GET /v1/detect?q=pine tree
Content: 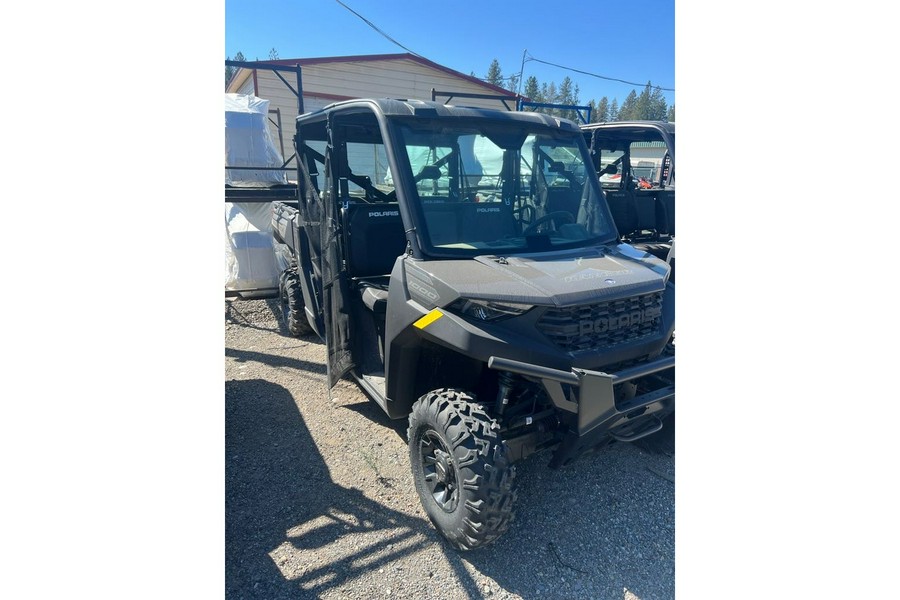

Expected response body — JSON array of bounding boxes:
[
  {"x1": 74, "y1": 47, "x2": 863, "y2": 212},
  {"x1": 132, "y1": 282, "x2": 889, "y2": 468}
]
[
  {"x1": 618, "y1": 90, "x2": 638, "y2": 120},
  {"x1": 268, "y1": 48, "x2": 279, "y2": 60},
  {"x1": 505, "y1": 73, "x2": 520, "y2": 94},
  {"x1": 635, "y1": 83, "x2": 653, "y2": 119},
  {"x1": 557, "y1": 76, "x2": 576, "y2": 121},
  {"x1": 545, "y1": 82, "x2": 558, "y2": 115},
  {"x1": 523, "y1": 76, "x2": 540, "y2": 102},
  {"x1": 666, "y1": 105, "x2": 675, "y2": 122},
  {"x1": 609, "y1": 99, "x2": 619, "y2": 121},
  {"x1": 649, "y1": 87, "x2": 668, "y2": 120},
  {"x1": 486, "y1": 59, "x2": 503, "y2": 87},
  {"x1": 596, "y1": 97, "x2": 610, "y2": 122},
  {"x1": 225, "y1": 51, "x2": 246, "y2": 87}
]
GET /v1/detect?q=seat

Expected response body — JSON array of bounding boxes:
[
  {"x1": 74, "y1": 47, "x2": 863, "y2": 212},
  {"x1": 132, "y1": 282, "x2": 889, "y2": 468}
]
[
  {"x1": 421, "y1": 201, "x2": 459, "y2": 246},
  {"x1": 345, "y1": 203, "x2": 406, "y2": 278},
  {"x1": 343, "y1": 203, "x2": 406, "y2": 313},
  {"x1": 458, "y1": 202, "x2": 518, "y2": 242},
  {"x1": 633, "y1": 192, "x2": 661, "y2": 240},
  {"x1": 657, "y1": 189, "x2": 675, "y2": 236},
  {"x1": 546, "y1": 186, "x2": 582, "y2": 217},
  {"x1": 605, "y1": 189, "x2": 640, "y2": 238}
]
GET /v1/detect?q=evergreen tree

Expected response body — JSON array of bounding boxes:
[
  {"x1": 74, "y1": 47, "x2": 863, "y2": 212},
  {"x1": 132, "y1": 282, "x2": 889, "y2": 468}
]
[
  {"x1": 635, "y1": 83, "x2": 653, "y2": 120},
  {"x1": 225, "y1": 51, "x2": 246, "y2": 86},
  {"x1": 618, "y1": 90, "x2": 638, "y2": 120},
  {"x1": 649, "y1": 87, "x2": 668, "y2": 120},
  {"x1": 596, "y1": 96, "x2": 610, "y2": 123},
  {"x1": 609, "y1": 99, "x2": 619, "y2": 121},
  {"x1": 629, "y1": 82, "x2": 668, "y2": 120},
  {"x1": 558, "y1": 77, "x2": 574, "y2": 103},
  {"x1": 557, "y1": 76, "x2": 579, "y2": 121},
  {"x1": 667, "y1": 105, "x2": 676, "y2": 122},
  {"x1": 485, "y1": 59, "x2": 503, "y2": 87},
  {"x1": 545, "y1": 82, "x2": 558, "y2": 115},
  {"x1": 268, "y1": 48, "x2": 279, "y2": 60},
  {"x1": 505, "y1": 73, "x2": 520, "y2": 94},
  {"x1": 523, "y1": 76, "x2": 540, "y2": 102}
]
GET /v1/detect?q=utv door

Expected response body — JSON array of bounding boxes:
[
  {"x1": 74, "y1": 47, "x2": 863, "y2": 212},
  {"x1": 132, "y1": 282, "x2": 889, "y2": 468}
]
[
  {"x1": 307, "y1": 107, "x2": 400, "y2": 388},
  {"x1": 320, "y1": 136, "x2": 356, "y2": 387},
  {"x1": 294, "y1": 133, "x2": 327, "y2": 339}
]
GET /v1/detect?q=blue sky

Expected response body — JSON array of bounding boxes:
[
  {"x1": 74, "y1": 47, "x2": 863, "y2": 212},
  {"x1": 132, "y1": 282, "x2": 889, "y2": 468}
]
[{"x1": 225, "y1": 0, "x2": 675, "y2": 108}]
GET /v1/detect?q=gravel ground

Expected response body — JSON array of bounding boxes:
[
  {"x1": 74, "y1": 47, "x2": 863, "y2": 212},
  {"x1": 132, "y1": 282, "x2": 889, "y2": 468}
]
[{"x1": 225, "y1": 298, "x2": 674, "y2": 600}]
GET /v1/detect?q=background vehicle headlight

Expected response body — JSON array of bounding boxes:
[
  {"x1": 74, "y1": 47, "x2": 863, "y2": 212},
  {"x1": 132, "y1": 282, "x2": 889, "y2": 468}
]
[{"x1": 447, "y1": 298, "x2": 533, "y2": 321}]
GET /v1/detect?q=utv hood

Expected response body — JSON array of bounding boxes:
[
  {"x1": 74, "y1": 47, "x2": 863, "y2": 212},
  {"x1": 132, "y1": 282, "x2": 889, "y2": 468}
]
[{"x1": 406, "y1": 244, "x2": 669, "y2": 307}]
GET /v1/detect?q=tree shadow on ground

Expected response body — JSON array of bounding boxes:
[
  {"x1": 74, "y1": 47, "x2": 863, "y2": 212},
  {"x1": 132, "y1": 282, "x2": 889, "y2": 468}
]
[
  {"x1": 226, "y1": 379, "x2": 481, "y2": 599},
  {"x1": 225, "y1": 298, "x2": 323, "y2": 344},
  {"x1": 225, "y1": 347, "x2": 326, "y2": 375},
  {"x1": 336, "y1": 396, "x2": 675, "y2": 599}
]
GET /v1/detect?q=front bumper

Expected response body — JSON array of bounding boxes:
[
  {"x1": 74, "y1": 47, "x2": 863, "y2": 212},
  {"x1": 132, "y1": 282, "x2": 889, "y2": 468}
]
[{"x1": 487, "y1": 354, "x2": 675, "y2": 467}]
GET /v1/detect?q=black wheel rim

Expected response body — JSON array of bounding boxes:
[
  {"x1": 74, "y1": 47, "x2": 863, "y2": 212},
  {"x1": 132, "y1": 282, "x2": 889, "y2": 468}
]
[{"x1": 419, "y1": 430, "x2": 458, "y2": 512}]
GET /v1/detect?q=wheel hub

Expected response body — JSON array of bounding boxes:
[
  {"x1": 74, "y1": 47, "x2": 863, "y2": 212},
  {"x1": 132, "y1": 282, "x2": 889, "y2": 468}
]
[
  {"x1": 419, "y1": 432, "x2": 459, "y2": 512},
  {"x1": 434, "y1": 451, "x2": 450, "y2": 482}
]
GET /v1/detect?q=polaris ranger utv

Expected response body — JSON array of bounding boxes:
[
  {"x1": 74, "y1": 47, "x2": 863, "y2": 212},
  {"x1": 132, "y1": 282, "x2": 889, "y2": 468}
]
[{"x1": 272, "y1": 99, "x2": 674, "y2": 550}]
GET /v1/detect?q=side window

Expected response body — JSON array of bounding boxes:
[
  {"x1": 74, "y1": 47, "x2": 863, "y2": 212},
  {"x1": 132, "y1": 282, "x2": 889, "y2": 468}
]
[
  {"x1": 299, "y1": 140, "x2": 326, "y2": 200},
  {"x1": 598, "y1": 149, "x2": 624, "y2": 189},
  {"x1": 346, "y1": 141, "x2": 394, "y2": 202},
  {"x1": 328, "y1": 113, "x2": 395, "y2": 204},
  {"x1": 541, "y1": 145, "x2": 585, "y2": 187},
  {"x1": 628, "y1": 141, "x2": 668, "y2": 189}
]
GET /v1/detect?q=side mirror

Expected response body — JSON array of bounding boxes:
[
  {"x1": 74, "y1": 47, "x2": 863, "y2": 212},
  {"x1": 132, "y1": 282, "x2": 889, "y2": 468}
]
[{"x1": 601, "y1": 163, "x2": 618, "y2": 176}]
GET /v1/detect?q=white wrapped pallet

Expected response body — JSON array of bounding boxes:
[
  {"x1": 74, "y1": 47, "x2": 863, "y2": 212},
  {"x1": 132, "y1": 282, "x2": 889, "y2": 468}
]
[
  {"x1": 224, "y1": 93, "x2": 287, "y2": 292},
  {"x1": 225, "y1": 93, "x2": 288, "y2": 186},
  {"x1": 224, "y1": 202, "x2": 278, "y2": 292}
]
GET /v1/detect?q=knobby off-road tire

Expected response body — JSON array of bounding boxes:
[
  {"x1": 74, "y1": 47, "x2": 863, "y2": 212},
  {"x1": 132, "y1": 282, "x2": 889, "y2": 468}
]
[
  {"x1": 280, "y1": 268, "x2": 313, "y2": 337},
  {"x1": 407, "y1": 388, "x2": 518, "y2": 551}
]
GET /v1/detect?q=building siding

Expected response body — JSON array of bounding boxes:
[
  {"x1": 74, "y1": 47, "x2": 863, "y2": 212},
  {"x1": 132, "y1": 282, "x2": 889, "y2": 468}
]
[{"x1": 227, "y1": 56, "x2": 516, "y2": 180}]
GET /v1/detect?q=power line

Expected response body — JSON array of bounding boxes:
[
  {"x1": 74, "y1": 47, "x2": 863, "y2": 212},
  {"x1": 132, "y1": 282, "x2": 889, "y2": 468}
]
[
  {"x1": 525, "y1": 52, "x2": 675, "y2": 92},
  {"x1": 334, "y1": 0, "x2": 423, "y2": 58},
  {"x1": 331, "y1": 3, "x2": 672, "y2": 96}
]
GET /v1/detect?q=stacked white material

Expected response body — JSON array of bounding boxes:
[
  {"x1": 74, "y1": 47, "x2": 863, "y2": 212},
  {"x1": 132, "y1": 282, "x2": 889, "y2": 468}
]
[
  {"x1": 224, "y1": 93, "x2": 285, "y2": 292},
  {"x1": 225, "y1": 93, "x2": 288, "y2": 186}
]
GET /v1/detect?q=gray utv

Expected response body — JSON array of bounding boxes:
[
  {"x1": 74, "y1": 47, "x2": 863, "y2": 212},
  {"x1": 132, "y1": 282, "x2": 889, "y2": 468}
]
[{"x1": 272, "y1": 99, "x2": 674, "y2": 550}]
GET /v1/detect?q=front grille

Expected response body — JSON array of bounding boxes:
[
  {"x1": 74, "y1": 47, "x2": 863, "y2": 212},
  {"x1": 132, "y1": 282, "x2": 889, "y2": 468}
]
[{"x1": 537, "y1": 292, "x2": 663, "y2": 353}]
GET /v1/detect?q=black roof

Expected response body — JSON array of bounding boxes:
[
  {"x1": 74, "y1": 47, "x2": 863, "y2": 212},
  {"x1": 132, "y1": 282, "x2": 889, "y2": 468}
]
[
  {"x1": 297, "y1": 98, "x2": 582, "y2": 133},
  {"x1": 581, "y1": 121, "x2": 675, "y2": 154}
]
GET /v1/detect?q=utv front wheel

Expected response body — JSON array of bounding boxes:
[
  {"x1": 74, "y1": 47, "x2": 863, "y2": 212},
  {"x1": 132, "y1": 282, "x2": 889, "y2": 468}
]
[
  {"x1": 407, "y1": 389, "x2": 517, "y2": 550},
  {"x1": 280, "y1": 268, "x2": 313, "y2": 336}
]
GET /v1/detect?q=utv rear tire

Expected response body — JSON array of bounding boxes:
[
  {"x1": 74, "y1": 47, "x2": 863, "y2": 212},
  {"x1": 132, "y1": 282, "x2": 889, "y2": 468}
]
[
  {"x1": 280, "y1": 269, "x2": 313, "y2": 337},
  {"x1": 407, "y1": 389, "x2": 517, "y2": 551}
]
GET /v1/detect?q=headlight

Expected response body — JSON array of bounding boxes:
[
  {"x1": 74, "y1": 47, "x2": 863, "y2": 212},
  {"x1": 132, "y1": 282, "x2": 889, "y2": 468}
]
[{"x1": 446, "y1": 298, "x2": 533, "y2": 322}]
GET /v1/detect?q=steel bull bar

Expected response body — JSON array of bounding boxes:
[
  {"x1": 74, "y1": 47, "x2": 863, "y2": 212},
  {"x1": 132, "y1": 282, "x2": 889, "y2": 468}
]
[{"x1": 488, "y1": 354, "x2": 675, "y2": 467}]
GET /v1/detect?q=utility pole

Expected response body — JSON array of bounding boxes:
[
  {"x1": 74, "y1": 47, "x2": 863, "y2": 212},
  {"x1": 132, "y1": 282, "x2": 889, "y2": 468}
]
[{"x1": 517, "y1": 49, "x2": 527, "y2": 97}]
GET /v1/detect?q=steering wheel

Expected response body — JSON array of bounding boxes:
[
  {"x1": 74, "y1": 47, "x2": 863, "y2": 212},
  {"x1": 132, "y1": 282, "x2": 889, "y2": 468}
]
[{"x1": 523, "y1": 211, "x2": 575, "y2": 235}]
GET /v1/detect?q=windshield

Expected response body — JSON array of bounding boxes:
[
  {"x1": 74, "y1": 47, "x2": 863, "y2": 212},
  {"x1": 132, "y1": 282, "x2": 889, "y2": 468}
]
[{"x1": 393, "y1": 121, "x2": 617, "y2": 256}]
